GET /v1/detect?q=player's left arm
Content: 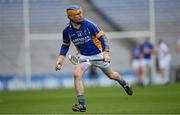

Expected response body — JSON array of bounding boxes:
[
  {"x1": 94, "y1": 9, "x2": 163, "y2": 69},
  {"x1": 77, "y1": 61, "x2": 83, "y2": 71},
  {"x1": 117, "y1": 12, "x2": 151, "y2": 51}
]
[
  {"x1": 98, "y1": 35, "x2": 110, "y2": 62},
  {"x1": 87, "y1": 21, "x2": 110, "y2": 61}
]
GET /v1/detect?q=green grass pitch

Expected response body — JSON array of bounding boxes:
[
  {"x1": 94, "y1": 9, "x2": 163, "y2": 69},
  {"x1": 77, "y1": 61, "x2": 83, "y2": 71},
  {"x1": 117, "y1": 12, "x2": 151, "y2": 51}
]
[{"x1": 0, "y1": 83, "x2": 180, "y2": 114}]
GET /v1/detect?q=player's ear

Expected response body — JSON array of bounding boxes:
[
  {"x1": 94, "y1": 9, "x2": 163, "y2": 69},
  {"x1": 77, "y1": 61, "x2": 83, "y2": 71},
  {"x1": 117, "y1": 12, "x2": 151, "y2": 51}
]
[{"x1": 66, "y1": 14, "x2": 70, "y2": 19}]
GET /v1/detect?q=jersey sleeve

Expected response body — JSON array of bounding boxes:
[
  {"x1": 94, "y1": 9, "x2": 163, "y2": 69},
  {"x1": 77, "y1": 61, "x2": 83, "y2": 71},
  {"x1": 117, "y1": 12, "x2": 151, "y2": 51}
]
[
  {"x1": 151, "y1": 43, "x2": 154, "y2": 49},
  {"x1": 88, "y1": 22, "x2": 99, "y2": 35},
  {"x1": 87, "y1": 21, "x2": 109, "y2": 52},
  {"x1": 62, "y1": 30, "x2": 71, "y2": 44},
  {"x1": 59, "y1": 30, "x2": 70, "y2": 59}
]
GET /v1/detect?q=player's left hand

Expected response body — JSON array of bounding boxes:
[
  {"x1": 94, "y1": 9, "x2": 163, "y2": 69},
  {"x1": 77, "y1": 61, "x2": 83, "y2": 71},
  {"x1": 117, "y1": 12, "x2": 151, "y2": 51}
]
[{"x1": 103, "y1": 51, "x2": 110, "y2": 62}]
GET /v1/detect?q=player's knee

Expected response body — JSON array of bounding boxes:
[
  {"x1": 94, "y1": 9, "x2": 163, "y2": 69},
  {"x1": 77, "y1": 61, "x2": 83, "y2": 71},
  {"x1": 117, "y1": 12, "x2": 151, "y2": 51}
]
[
  {"x1": 74, "y1": 67, "x2": 84, "y2": 80},
  {"x1": 74, "y1": 71, "x2": 82, "y2": 80}
]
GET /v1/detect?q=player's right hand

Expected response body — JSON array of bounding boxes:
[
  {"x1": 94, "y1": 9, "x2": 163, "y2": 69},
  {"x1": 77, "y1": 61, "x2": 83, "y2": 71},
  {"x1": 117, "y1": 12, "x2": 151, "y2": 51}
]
[
  {"x1": 55, "y1": 60, "x2": 63, "y2": 71},
  {"x1": 55, "y1": 63, "x2": 62, "y2": 71}
]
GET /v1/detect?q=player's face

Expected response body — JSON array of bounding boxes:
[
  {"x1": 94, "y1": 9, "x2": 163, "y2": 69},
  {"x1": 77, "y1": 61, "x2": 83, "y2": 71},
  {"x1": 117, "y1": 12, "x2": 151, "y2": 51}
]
[
  {"x1": 136, "y1": 41, "x2": 141, "y2": 48},
  {"x1": 69, "y1": 11, "x2": 84, "y2": 24}
]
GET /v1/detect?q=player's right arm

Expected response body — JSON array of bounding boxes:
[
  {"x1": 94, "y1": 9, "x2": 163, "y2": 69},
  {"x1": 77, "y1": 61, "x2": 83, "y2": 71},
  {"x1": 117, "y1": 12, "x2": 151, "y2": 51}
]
[{"x1": 55, "y1": 30, "x2": 71, "y2": 71}]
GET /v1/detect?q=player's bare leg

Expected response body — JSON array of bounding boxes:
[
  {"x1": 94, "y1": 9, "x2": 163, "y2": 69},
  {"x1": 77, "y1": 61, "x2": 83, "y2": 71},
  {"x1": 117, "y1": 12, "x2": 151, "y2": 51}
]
[
  {"x1": 104, "y1": 70, "x2": 133, "y2": 95},
  {"x1": 138, "y1": 67, "x2": 144, "y2": 87},
  {"x1": 140, "y1": 65, "x2": 148, "y2": 87},
  {"x1": 74, "y1": 66, "x2": 84, "y2": 95},
  {"x1": 72, "y1": 66, "x2": 86, "y2": 112}
]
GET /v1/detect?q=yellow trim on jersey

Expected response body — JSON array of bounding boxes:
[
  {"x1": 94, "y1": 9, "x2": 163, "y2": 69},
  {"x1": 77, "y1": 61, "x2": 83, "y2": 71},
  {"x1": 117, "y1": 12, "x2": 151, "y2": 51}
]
[
  {"x1": 92, "y1": 31, "x2": 105, "y2": 51},
  {"x1": 96, "y1": 31, "x2": 105, "y2": 39},
  {"x1": 58, "y1": 55, "x2": 65, "y2": 60},
  {"x1": 92, "y1": 36, "x2": 103, "y2": 51},
  {"x1": 103, "y1": 51, "x2": 109, "y2": 55}
]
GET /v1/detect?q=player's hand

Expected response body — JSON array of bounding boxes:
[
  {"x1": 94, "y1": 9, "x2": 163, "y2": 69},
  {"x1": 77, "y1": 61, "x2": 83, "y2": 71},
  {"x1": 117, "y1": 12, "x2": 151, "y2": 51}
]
[
  {"x1": 55, "y1": 59, "x2": 63, "y2": 71},
  {"x1": 103, "y1": 51, "x2": 110, "y2": 62},
  {"x1": 55, "y1": 63, "x2": 62, "y2": 71}
]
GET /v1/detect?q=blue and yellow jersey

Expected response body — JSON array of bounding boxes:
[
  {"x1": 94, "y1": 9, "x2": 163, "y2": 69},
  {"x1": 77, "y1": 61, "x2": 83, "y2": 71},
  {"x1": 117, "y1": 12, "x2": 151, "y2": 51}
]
[
  {"x1": 132, "y1": 47, "x2": 141, "y2": 59},
  {"x1": 59, "y1": 19, "x2": 109, "y2": 58},
  {"x1": 140, "y1": 42, "x2": 154, "y2": 59}
]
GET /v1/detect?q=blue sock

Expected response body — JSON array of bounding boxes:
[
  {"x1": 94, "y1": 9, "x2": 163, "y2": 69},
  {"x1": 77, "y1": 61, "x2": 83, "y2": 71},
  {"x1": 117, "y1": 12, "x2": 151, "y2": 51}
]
[
  {"x1": 120, "y1": 80, "x2": 127, "y2": 87},
  {"x1": 77, "y1": 95, "x2": 85, "y2": 106}
]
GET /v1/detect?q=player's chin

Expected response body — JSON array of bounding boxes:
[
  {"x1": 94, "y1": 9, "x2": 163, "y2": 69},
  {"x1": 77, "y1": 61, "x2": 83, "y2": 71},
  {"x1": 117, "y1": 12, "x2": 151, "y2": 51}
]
[{"x1": 76, "y1": 18, "x2": 84, "y2": 24}]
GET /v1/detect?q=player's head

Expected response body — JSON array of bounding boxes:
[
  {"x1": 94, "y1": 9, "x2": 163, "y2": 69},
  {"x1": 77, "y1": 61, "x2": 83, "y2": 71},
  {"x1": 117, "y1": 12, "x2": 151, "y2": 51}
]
[
  {"x1": 66, "y1": 5, "x2": 84, "y2": 24},
  {"x1": 144, "y1": 37, "x2": 150, "y2": 43},
  {"x1": 158, "y1": 39, "x2": 164, "y2": 45},
  {"x1": 135, "y1": 40, "x2": 141, "y2": 48}
]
